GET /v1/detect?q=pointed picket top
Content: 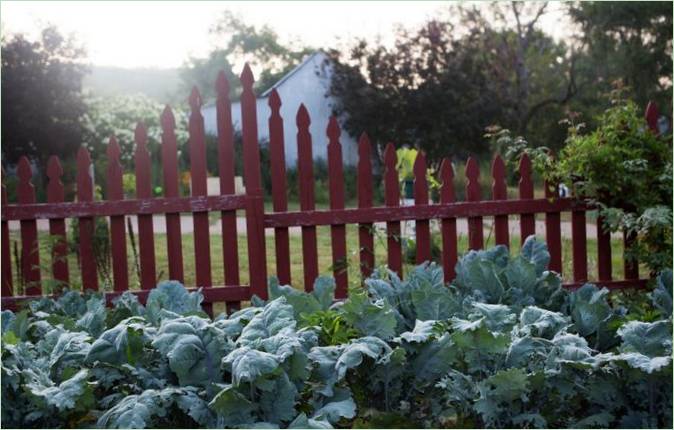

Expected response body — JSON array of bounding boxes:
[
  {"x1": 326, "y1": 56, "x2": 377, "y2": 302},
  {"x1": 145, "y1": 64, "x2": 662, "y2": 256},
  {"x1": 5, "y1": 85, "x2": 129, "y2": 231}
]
[
  {"x1": 440, "y1": 157, "x2": 455, "y2": 203},
  {"x1": 297, "y1": 103, "x2": 311, "y2": 128},
  {"x1": 135, "y1": 122, "x2": 149, "y2": 153},
  {"x1": 268, "y1": 88, "x2": 282, "y2": 111},
  {"x1": 17, "y1": 156, "x2": 32, "y2": 184},
  {"x1": 188, "y1": 86, "x2": 202, "y2": 111},
  {"x1": 518, "y1": 152, "x2": 533, "y2": 198},
  {"x1": 47, "y1": 155, "x2": 63, "y2": 182},
  {"x1": 491, "y1": 155, "x2": 507, "y2": 199},
  {"x1": 240, "y1": 63, "x2": 255, "y2": 88},
  {"x1": 327, "y1": 116, "x2": 341, "y2": 143},
  {"x1": 106, "y1": 136, "x2": 121, "y2": 160},
  {"x1": 413, "y1": 150, "x2": 427, "y2": 178},
  {"x1": 465, "y1": 156, "x2": 480, "y2": 201},
  {"x1": 358, "y1": 132, "x2": 371, "y2": 161},
  {"x1": 413, "y1": 151, "x2": 428, "y2": 204},
  {"x1": 518, "y1": 152, "x2": 531, "y2": 179},
  {"x1": 384, "y1": 142, "x2": 397, "y2": 170},
  {"x1": 215, "y1": 70, "x2": 230, "y2": 97},
  {"x1": 76, "y1": 147, "x2": 93, "y2": 201},
  {"x1": 161, "y1": 105, "x2": 176, "y2": 129},
  {"x1": 645, "y1": 101, "x2": 659, "y2": 134}
]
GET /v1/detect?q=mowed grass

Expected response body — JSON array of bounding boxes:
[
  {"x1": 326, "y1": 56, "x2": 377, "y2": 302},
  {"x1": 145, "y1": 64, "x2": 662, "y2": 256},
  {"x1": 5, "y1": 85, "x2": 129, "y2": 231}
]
[{"x1": 10, "y1": 221, "x2": 634, "y2": 298}]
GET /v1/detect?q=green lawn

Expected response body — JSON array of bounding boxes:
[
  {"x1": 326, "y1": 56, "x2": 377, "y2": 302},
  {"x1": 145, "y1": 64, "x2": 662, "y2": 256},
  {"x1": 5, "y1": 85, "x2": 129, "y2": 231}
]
[{"x1": 11, "y1": 224, "x2": 633, "y2": 298}]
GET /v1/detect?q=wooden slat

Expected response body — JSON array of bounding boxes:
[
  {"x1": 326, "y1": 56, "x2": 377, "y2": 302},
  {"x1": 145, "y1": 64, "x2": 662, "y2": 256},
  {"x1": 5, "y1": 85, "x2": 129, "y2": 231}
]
[
  {"x1": 327, "y1": 116, "x2": 348, "y2": 297},
  {"x1": 216, "y1": 72, "x2": 240, "y2": 289},
  {"x1": 518, "y1": 153, "x2": 536, "y2": 242},
  {"x1": 357, "y1": 133, "x2": 375, "y2": 278},
  {"x1": 263, "y1": 197, "x2": 590, "y2": 228},
  {"x1": 268, "y1": 89, "x2": 291, "y2": 285},
  {"x1": 1, "y1": 168, "x2": 13, "y2": 296},
  {"x1": 491, "y1": 155, "x2": 509, "y2": 247},
  {"x1": 188, "y1": 87, "x2": 213, "y2": 293},
  {"x1": 17, "y1": 157, "x2": 41, "y2": 295},
  {"x1": 46, "y1": 156, "x2": 69, "y2": 286},
  {"x1": 414, "y1": 152, "x2": 431, "y2": 264},
  {"x1": 544, "y1": 180, "x2": 563, "y2": 274},
  {"x1": 106, "y1": 137, "x2": 129, "y2": 291},
  {"x1": 440, "y1": 158, "x2": 457, "y2": 282},
  {"x1": 296, "y1": 104, "x2": 319, "y2": 291},
  {"x1": 240, "y1": 64, "x2": 268, "y2": 299},
  {"x1": 161, "y1": 106, "x2": 184, "y2": 282},
  {"x1": 465, "y1": 157, "x2": 483, "y2": 250},
  {"x1": 384, "y1": 143, "x2": 402, "y2": 278},
  {"x1": 624, "y1": 231, "x2": 639, "y2": 280},
  {"x1": 596, "y1": 215, "x2": 612, "y2": 281},
  {"x1": 571, "y1": 208, "x2": 588, "y2": 282},
  {"x1": 134, "y1": 123, "x2": 157, "y2": 290},
  {"x1": 76, "y1": 148, "x2": 98, "y2": 291}
]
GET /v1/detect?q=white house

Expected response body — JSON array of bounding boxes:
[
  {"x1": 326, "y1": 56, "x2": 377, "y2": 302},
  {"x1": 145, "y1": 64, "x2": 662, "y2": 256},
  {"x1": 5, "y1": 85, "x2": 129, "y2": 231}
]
[{"x1": 201, "y1": 51, "x2": 359, "y2": 167}]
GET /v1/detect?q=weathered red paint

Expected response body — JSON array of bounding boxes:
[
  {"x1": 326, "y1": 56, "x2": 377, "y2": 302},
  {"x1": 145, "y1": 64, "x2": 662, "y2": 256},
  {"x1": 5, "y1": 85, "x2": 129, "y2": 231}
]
[{"x1": 327, "y1": 116, "x2": 348, "y2": 297}]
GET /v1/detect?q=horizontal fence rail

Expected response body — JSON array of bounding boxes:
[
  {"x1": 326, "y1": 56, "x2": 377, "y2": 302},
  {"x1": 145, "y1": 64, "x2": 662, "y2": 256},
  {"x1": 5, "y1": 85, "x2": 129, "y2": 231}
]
[{"x1": 1, "y1": 65, "x2": 659, "y2": 312}]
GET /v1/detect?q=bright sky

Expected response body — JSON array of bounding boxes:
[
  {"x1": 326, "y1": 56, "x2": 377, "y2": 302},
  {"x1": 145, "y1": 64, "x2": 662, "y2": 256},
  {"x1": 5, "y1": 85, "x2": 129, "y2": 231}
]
[{"x1": 1, "y1": 1, "x2": 571, "y2": 69}]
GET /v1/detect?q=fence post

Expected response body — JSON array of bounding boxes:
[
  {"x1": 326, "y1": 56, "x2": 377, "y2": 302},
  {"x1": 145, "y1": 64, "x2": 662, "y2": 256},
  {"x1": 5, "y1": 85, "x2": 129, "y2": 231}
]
[
  {"x1": 491, "y1": 155, "x2": 509, "y2": 247},
  {"x1": 76, "y1": 148, "x2": 98, "y2": 292},
  {"x1": 414, "y1": 152, "x2": 431, "y2": 263},
  {"x1": 296, "y1": 104, "x2": 319, "y2": 291},
  {"x1": 357, "y1": 133, "x2": 375, "y2": 277},
  {"x1": 465, "y1": 157, "x2": 483, "y2": 250},
  {"x1": 327, "y1": 116, "x2": 349, "y2": 297},
  {"x1": 47, "y1": 155, "x2": 69, "y2": 286},
  {"x1": 268, "y1": 89, "x2": 291, "y2": 286},
  {"x1": 1, "y1": 168, "x2": 13, "y2": 297},
  {"x1": 216, "y1": 72, "x2": 241, "y2": 296},
  {"x1": 106, "y1": 137, "x2": 129, "y2": 292},
  {"x1": 440, "y1": 158, "x2": 457, "y2": 282},
  {"x1": 161, "y1": 106, "x2": 184, "y2": 283},
  {"x1": 384, "y1": 143, "x2": 402, "y2": 278},
  {"x1": 240, "y1": 64, "x2": 268, "y2": 299}
]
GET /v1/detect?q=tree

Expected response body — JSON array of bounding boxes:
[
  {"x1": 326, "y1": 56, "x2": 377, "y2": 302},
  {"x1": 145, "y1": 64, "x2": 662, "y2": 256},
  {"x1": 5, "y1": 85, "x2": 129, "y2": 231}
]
[
  {"x1": 327, "y1": 3, "x2": 578, "y2": 162},
  {"x1": 1, "y1": 26, "x2": 88, "y2": 170},
  {"x1": 180, "y1": 12, "x2": 313, "y2": 100},
  {"x1": 568, "y1": 1, "x2": 673, "y2": 116}
]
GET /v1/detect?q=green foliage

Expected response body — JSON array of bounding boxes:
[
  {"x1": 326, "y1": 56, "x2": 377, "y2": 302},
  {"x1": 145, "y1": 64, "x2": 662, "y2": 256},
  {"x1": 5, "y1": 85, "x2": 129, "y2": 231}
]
[{"x1": 2, "y1": 240, "x2": 672, "y2": 428}]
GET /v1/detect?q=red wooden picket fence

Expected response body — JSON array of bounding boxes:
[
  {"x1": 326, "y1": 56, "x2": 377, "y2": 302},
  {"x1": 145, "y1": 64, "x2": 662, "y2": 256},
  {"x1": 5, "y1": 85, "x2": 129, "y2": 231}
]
[{"x1": 1, "y1": 65, "x2": 660, "y2": 312}]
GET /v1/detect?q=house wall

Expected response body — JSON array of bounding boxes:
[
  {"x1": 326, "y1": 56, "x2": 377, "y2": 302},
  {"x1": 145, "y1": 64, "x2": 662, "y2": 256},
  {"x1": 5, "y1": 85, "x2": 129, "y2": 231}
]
[{"x1": 201, "y1": 53, "x2": 358, "y2": 167}]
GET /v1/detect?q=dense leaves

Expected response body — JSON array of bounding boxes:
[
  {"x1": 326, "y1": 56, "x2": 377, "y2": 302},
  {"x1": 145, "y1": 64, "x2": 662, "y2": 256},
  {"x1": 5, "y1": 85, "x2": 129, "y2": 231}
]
[{"x1": 1, "y1": 239, "x2": 671, "y2": 428}]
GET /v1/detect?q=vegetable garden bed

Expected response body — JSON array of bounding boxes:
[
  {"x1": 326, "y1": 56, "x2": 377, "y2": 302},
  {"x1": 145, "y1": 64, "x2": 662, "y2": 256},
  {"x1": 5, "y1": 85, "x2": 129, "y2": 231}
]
[{"x1": 2, "y1": 238, "x2": 671, "y2": 428}]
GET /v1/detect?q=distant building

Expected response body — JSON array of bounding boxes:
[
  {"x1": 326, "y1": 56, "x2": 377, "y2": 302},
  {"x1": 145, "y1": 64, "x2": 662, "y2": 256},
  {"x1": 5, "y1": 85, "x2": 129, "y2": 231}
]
[{"x1": 201, "y1": 51, "x2": 358, "y2": 167}]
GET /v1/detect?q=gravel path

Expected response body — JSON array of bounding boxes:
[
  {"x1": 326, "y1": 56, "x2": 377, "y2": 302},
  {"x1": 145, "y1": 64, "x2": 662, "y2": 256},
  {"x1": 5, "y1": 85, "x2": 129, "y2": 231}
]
[{"x1": 8, "y1": 214, "x2": 621, "y2": 240}]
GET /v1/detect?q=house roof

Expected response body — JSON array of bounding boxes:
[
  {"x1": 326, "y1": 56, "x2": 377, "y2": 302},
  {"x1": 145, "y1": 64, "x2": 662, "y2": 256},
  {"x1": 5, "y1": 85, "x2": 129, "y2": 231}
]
[{"x1": 260, "y1": 51, "x2": 325, "y2": 97}]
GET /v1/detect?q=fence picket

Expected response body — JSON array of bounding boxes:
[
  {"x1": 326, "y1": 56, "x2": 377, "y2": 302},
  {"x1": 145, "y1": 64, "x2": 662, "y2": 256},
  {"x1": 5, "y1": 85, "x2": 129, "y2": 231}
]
[
  {"x1": 357, "y1": 133, "x2": 375, "y2": 277},
  {"x1": 414, "y1": 152, "x2": 431, "y2": 263},
  {"x1": 384, "y1": 143, "x2": 402, "y2": 278},
  {"x1": 268, "y1": 89, "x2": 291, "y2": 285},
  {"x1": 18, "y1": 157, "x2": 41, "y2": 295},
  {"x1": 544, "y1": 180, "x2": 563, "y2": 274},
  {"x1": 596, "y1": 215, "x2": 612, "y2": 281},
  {"x1": 216, "y1": 73, "x2": 241, "y2": 293},
  {"x1": 76, "y1": 148, "x2": 98, "y2": 291},
  {"x1": 491, "y1": 155, "x2": 509, "y2": 247},
  {"x1": 296, "y1": 104, "x2": 319, "y2": 291},
  {"x1": 1, "y1": 168, "x2": 12, "y2": 296},
  {"x1": 161, "y1": 106, "x2": 184, "y2": 282},
  {"x1": 134, "y1": 123, "x2": 157, "y2": 290},
  {"x1": 518, "y1": 153, "x2": 536, "y2": 242},
  {"x1": 327, "y1": 116, "x2": 348, "y2": 297},
  {"x1": 188, "y1": 88, "x2": 213, "y2": 299},
  {"x1": 465, "y1": 157, "x2": 483, "y2": 250},
  {"x1": 46, "y1": 156, "x2": 69, "y2": 286},
  {"x1": 645, "y1": 101, "x2": 659, "y2": 134},
  {"x1": 106, "y1": 137, "x2": 128, "y2": 291},
  {"x1": 240, "y1": 64, "x2": 268, "y2": 299},
  {"x1": 571, "y1": 208, "x2": 588, "y2": 282},
  {"x1": 624, "y1": 232, "x2": 639, "y2": 280},
  {"x1": 440, "y1": 158, "x2": 457, "y2": 282}
]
